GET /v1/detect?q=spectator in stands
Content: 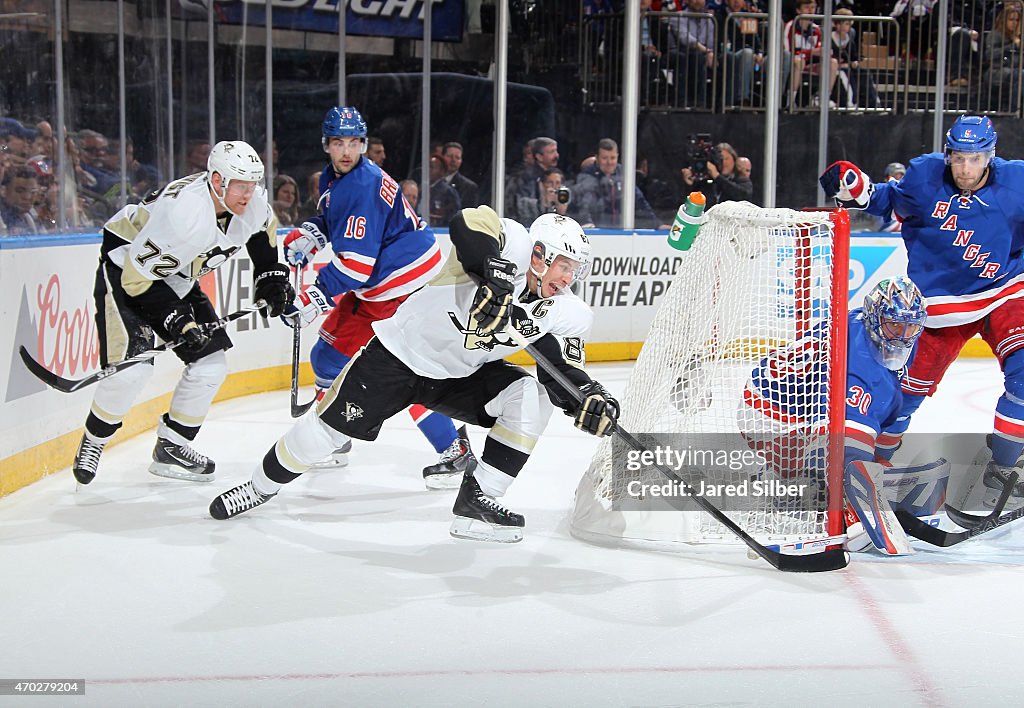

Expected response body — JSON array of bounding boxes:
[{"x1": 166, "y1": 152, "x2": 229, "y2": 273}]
[
  {"x1": 442, "y1": 141, "x2": 480, "y2": 208},
  {"x1": 185, "y1": 140, "x2": 211, "y2": 174},
  {"x1": 510, "y1": 136, "x2": 559, "y2": 222},
  {"x1": 576, "y1": 138, "x2": 662, "y2": 228},
  {"x1": 884, "y1": 161, "x2": 906, "y2": 181},
  {"x1": 366, "y1": 136, "x2": 387, "y2": 169},
  {"x1": 946, "y1": 0, "x2": 991, "y2": 88},
  {"x1": 831, "y1": 8, "x2": 882, "y2": 109},
  {"x1": 297, "y1": 170, "x2": 322, "y2": 221},
  {"x1": 272, "y1": 174, "x2": 300, "y2": 227},
  {"x1": 982, "y1": 3, "x2": 1022, "y2": 112},
  {"x1": 736, "y1": 155, "x2": 752, "y2": 179},
  {"x1": 428, "y1": 155, "x2": 461, "y2": 227},
  {"x1": 680, "y1": 141, "x2": 752, "y2": 207},
  {"x1": 640, "y1": 0, "x2": 673, "y2": 105},
  {"x1": 1, "y1": 166, "x2": 41, "y2": 235},
  {"x1": 717, "y1": 0, "x2": 766, "y2": 107},
  {"x1": 32, "y1": 121, "x2": 56, "y2": 161},
  {"x1": 400, "y1": 179, "x2": 420, "y2": 215},
  {"x1": 517, "y1": 167, "x2": 595, "y2": 226},
  {"x1": 0, "y1": 118, "x2": 34, "y2": 165},
  {"x1": 784, "y1": 0, "x2": 838, "y2": 109},
  {"x1": 78, "y1": 129, "x2": 119, "y2": 195},
  {"x1": 665, "y1": 0, "x2": 717, "y2": 108}
]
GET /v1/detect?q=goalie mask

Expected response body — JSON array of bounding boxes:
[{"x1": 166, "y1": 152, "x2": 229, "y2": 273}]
[
  {"x1": 207, "y1": 141, "x2": 264, "y2": 215},
  {"x1": 863, "y1": 277, "x2": 926, "y2": 371},
  {"x1": 322, "y1": 106, "x2": 368, "y2": 153},
  {"x1": 528, "y1": 213, "x2": 592, "y2": 296}
]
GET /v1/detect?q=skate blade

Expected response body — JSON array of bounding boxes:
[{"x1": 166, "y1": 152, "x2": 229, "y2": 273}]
[
  {"x1": 307, "y1": 454, "x2": 348, "y2": 471},
  {"x1": 424, "y1": 473, "x2": 463, "y2": 490},
  {"x1": 450, "y1": 516, "x2": 523, "y2": 543},
  {"x1": 148, "y1": 463, "x2": 215, "y2": 483}
]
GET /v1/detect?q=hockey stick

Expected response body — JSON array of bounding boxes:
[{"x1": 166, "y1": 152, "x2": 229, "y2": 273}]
[
  {"x1": 289, "y1": 266, "x2": 316, "y2": 418},
  {"x1": 19, "y1": 301, "x2": 266, "y2": 394},
  {"x1": 896, "y1": 474, "x2": 1020, "y2": 547},
  {"x1": 943, "y1": 470, "x2": 1019, "y2": 529},
  {"x1": 507, "y1": 327, "x2": 848, "y2": 572}
]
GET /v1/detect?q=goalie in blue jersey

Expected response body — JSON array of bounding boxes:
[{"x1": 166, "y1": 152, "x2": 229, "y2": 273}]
[{"x1": 739, "y1": 277, "x2": 941, "y2": 555}]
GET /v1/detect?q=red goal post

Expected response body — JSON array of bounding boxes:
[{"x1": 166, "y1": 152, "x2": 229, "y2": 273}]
[{"x1": 572, "y1": 204, "x2": 850, "y2": 549}]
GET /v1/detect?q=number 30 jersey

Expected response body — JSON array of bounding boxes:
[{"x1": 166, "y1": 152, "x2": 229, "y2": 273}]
[{"x1": 102, "y1": 172, "x2": 278, "y2": 300}]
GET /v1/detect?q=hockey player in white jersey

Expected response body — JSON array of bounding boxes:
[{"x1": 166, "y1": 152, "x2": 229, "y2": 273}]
[
  {"x1": 210, "y1": 208, "x2": 618, "y2": 542},
  {"x1": 71, "y1": 141, "x2": 295, "y2": 486}
]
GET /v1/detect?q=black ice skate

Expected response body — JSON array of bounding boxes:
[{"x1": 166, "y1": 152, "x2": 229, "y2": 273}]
[
  {"x1": 449, "y1": 471, "x2": 524, "y2": 543},
  {"x1": 423, "y1": 425, "x2": 477, "y2": 490},
  {"x1": 72, "y1": 434, "x2": 105, "y2": 485},
  {"x1": 982, "y1": 461, "x2": 1024, "y2": 510},
  {"x1": 148, "y1": 437, "x2": 216, "y2": 482},
  {"x1": 209, "y1": 480, "x2": 277, "y2": 520},
  {"x1": 309, "y1": 439, "x2": 353, "y2": 469}
]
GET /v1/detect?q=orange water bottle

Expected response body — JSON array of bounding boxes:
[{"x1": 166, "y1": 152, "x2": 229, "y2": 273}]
[{"x1": 668, "y1": 192, "x2": 706, "y2": 251}]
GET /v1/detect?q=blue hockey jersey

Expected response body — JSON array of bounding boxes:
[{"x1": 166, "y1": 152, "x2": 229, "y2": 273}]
[
  {"x1": 312, "y1": 157, "x2": 442, "y2": 302},
  {"x1": 742, "y1": 310, "x2": 909, "y2": 467},
  {"x1": 865, "y1": 154, "x2": 1024, "y2": 327}
]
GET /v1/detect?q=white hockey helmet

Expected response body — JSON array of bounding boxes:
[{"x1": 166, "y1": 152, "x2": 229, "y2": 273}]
[
  {"x1": 207, "y1": 140, "x2": 265, "y2": 186},
  {"x1": 528, "y1": 213, "x2": 592, "y2": 285}
]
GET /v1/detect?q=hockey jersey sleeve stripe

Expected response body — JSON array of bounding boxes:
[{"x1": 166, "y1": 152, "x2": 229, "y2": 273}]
[
  {"x1": 900, "y1": 375, "x2": 933, "y2": 396},
  {"x1": 995, "y1": 332, "x2": 1024, "y2": 360},
  {"x1": 923, "y1": 273, "x2": 1024, "y2": 325},
  {"x1": 334, "y1": 251, "x2": 377, "y2": 281},
  {"x1": 995, "y1": 411, "x2": 1024, "y2": 441},
  {"x1": 741, "y1": 387, "x2": 806, "y2": 425},
  {"x1": 358, "y1": 243, "x2": 444, "y2": 302},
  {"x1": 844, "y1": 421, "x2": 877, "y2": 456}
]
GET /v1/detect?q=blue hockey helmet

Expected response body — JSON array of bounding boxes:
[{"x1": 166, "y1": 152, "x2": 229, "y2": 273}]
[
  {"x1": 863, "y1": 277, "x2": 927, "y2": 371},
  {"x1": 322, "y1": 106, "x2": 367, "y2": 153},
  {"x1": 944, "y1": 115, "x2": 996, "y2": 165}
]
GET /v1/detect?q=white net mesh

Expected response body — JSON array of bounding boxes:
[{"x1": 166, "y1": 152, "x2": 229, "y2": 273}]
[{"x1": 571, "y1": 202, "x2": 847, "y2": 549}]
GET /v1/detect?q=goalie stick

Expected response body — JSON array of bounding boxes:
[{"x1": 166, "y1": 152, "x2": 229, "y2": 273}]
[
  {"x1": 19, "y1": 301, "x2": 266, "y2": 394},
  {"x1": 506, "y1": 327, "x2": 849, "y2": 573},
  {"x1": 289, "y1": 266, "x2": 316, "y2": 418},
  {"x1": 896, "y1": 472, "x2": 1021, "y2": 547}
]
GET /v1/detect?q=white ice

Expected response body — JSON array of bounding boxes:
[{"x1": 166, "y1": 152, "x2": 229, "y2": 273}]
[{"x1": 1, "y1": 359, "x2": 1022, "y2": 707}]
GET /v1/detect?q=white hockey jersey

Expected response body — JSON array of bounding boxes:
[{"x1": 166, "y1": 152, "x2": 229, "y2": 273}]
[
  {"x1": 373, "y1": 217, "x2": 593, "y2": 379},
  {"x1": 103, "y1": 173, "x2": 277, "y2": 299}
]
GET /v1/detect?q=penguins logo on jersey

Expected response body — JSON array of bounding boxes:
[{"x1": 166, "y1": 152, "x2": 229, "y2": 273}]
[
  {"x1": 341, "y1": 402, "x2": 364, "y2": 422},
  {"x1": 192, "y1": 245, "x2": 241, "y2": 278},
  {"x1": 447, "y1": 311, "x2": 540, "y2": 351}
]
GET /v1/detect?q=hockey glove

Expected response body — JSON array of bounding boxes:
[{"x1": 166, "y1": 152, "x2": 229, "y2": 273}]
[
  {"x1": 164, "y1": 308, "x2": 210, "y2": 354},
  {"x1": 470, "y1": 257, "x2": 517, "y2": 336},
  {"x1": 819, "y1": 160, "x2": 873, "y2": 210},
  {"x1": 283, "y1": 220, "x2": 328, "y2": 267},
  {"x1": 572, "y1": 381, "x2": 619, "y2": 437},
  {"x1": 253, "y1": 264, "x2": 296, "y2": 318},
  {"x1": 281, "y1": 284, "x2": 331, "y2": 328}
]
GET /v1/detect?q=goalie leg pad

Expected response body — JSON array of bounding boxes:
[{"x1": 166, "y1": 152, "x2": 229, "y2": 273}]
[
  {"x1": 845, "y1": 460, "x2": 915, "y2": 555},
  {"x1": 883, "y1": 458, "x2": 950, "y2": 517}
]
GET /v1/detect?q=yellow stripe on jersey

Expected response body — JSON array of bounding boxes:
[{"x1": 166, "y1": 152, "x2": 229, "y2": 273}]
[{"x1": 121, "y1": 257, "x2": 156, "y2": 297}]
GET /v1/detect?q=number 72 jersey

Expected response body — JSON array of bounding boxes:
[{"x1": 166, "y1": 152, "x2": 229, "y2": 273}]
[{"x1": 103, "y1": 172, "x2": 278, "y2": 299}]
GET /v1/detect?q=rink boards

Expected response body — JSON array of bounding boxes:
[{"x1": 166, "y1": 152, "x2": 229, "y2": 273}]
[{"x1": 0, "y1": 228, "x2": 937, "y2": 496}]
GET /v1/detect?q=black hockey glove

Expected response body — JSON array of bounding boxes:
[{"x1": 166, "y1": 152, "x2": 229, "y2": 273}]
[
  {"x1": 164, "y1": 308, "x2": 210, "y2": 354},
  {"x1": 470, "y1": 257, "x2": 517, "y2": 336},
  {"x1": 572, "y1": 381, "x2": 619, "y2": 437},
  {"x1": 253, "y1": 264, "x2": 295, "y2": 318}
]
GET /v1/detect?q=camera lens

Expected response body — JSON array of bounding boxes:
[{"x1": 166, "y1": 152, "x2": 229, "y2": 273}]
[{"x1": 556, "y1": 186, "x2": 571, "y2": 205}]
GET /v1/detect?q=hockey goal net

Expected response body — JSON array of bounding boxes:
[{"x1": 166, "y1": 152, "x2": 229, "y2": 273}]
[{"x1": 571, "y1": 202, "x2": 850, "y2": 549}]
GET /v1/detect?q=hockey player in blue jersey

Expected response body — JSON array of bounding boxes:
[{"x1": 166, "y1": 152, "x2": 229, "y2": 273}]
[
  {"x1": 279, "y1": 106, "x2": 474, "y2": 488},
  {"x1": 820, "y1": 115, "x2": 1024, "y2": 512},
  {"x1": 741, "y1": 277, "x2": 938, "y2": 554}
]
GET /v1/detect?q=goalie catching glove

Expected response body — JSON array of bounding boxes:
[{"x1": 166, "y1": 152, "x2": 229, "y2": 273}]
[
  {"x1": 163, "y1": 307, "x2": 210, "y2": 354},
  {"x1": 572, "y1": 381, "x2": 619, "y2": 437},
  {"x1": 819, "y1": 160, "x2": 873, "y2": 209},
  {"x1": 283, "y1": 220, "x2": 328, "y2": 267},
  {"x1": 282, "y1": 284, "x2": 332, "y2": 328},
  {"x1": 470, "y1": 257, "x2": 517, "y2": 336},
  {"x1": 253, "y1": 265, "x2": 296, "y2": 318}
]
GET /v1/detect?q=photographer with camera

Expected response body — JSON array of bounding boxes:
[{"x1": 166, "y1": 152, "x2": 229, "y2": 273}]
[
  {"x1": 680, "y1": 138, "x2": 753, "y2": 208},
  {"x1": 516, "y1": 167, "x2": 594, "y2": 227},
  {"x1": 576, "y1": 138, "x2": 662, "y2": 229}
]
